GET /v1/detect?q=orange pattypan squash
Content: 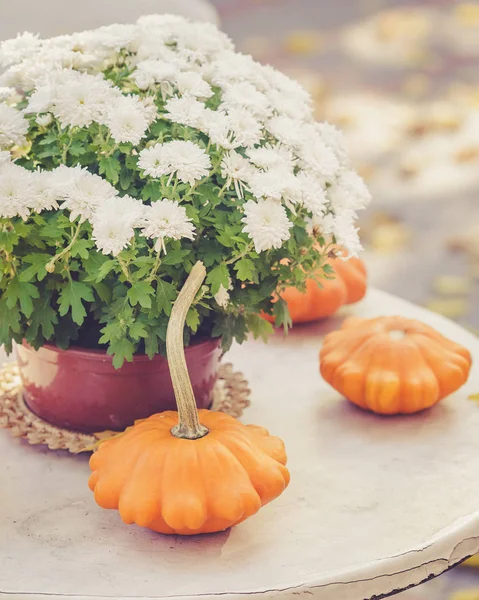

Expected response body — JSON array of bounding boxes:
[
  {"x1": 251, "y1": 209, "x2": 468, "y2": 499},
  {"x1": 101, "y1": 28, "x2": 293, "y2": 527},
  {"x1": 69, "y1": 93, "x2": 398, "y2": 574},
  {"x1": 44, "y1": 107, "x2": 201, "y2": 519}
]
[
  {"x1": 264, "y1": 251, "x2": 367, "y2": 325},
  {"x1": 320, "y1": 316, "x2": 472, "y2": 415},
  {"x1": 89, "y1": 262, "x2": 290, "y2": 535}
]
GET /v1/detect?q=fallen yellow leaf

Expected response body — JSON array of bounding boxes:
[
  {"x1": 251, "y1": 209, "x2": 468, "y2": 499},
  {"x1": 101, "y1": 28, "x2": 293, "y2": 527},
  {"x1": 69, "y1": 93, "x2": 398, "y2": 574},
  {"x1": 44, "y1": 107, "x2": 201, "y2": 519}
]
[
  {"x1": 462, "y1": 555, "x2": 479, "y2": 567},
  {"x1": 284, "y1": 31, "x2": 323, "y2": 55},
  {"x1": 468, "y1": 393, "x2": 479, "y2": 403},
  {"x1": 433, "y1": 275, "x2": 472, "y2": 296},
  {"x1": 449, "y1": 591, "x2": 479, "y2": 600},
  {"x1": 455, "y1": 3, "x2": 479, "y2": 26},
  {"x1": 425, "y1": 298, "x2": 468, "y2": 319}
]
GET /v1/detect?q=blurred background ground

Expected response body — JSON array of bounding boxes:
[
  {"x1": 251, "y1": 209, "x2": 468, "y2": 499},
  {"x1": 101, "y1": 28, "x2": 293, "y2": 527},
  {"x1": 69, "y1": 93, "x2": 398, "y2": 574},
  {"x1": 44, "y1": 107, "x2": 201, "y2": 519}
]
[{"x1": 209, "y1": 0, "x2": 479, "y2": 598}]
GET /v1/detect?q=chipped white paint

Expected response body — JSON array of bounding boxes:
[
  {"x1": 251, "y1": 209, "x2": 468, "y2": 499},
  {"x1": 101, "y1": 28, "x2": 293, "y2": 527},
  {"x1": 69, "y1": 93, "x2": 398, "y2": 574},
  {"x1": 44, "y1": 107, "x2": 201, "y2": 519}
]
[{"x1": 1, "y1": 289, "x2": 479, "y2": 600}]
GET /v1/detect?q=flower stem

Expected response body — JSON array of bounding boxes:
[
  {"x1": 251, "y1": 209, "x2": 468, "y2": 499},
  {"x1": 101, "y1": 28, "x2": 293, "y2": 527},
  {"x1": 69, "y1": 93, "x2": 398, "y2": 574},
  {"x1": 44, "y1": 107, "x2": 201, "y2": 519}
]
[
  {"x1": 168, "y1": 261, "x2": 209, "y2": 440},
  {"x1": 46, "y1": 222, "x2": 82, "y2": 273},
  {"x1": 224, "y1": 242, "x2": 254, "y2": 266},
  {"x1": 148, "y1": 251, "x2": 162, "y2": 282},
  {"x1": 117, "y1": 256, "x2": 132, "y2": 283}
]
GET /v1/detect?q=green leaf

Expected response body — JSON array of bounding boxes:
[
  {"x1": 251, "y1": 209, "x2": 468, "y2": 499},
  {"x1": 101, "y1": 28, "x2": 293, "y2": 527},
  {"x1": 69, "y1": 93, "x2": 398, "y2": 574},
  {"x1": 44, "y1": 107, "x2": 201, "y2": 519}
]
[
  {"x1": 19, "y1": 253, "x2": 51, "y2": 282},
  {"x1": 206, "y1": 264, "x2": 230, "y2": 295},
  {"x1": 108, "y1": 338, "x2": 136, "y2": 369},
  {"x1": 273, "y1": 297, "x2": 292, "y2": 332},
  {"x1": 245, "y1": 313, "x2": 274, "y2": 342},
  {"x1": 5, "y1": 279, "x2": 40, "y2": 317},
  {"x1": 94, "y1": 259, "x2": 117, "y2": 282},
  {"x1": 68, "y1": 142, "x2": 87, "y2": 157},
  {"x1": 99, "y1": 156, "x2": 121, "y2": 185},
  {"x1": 161, "y1": 247, "x2": 191, "y2": 266},
  {"x1": 127, "y1": 281, "x2": 154, "y2": 309},
  {"x1": 128, "y1": 321, "x2": 148, "y2": 340},
  {"x1": 37, "y1": 146, "x2": 60, "y2": 159},
  {"x1": 131, "y1": 256, "x2": 155, "y2": 279},
  {"x1": 323, "y1": 263, "x2": 335, "y2": 275},
  {"x1": 0, "y1": 230, "x2": 19, "y2": 253},
  {"x1": 58, "y1": 280, "x2": 94, "y2": 326},
  {"x1": 119, "y1": 169, "x2": 134, "y2": 191},
  {"x1": 234, "y1": 258, "x2": 256, "y2": 282},
  {"x1": 216, "y1": 227, "x2": 237, "y2": 248},
  {"x1": 186, "y1": 307, "x2": 200, "y2": 333},
  {"x1": 141, "y1": 180, "x2": 162, "y2": 201},
  {"x1": 27, "y1": 296, "x2": 58, "y2": 340},
  {"x1": 144, "y1": 334, "x2": 159, "y2": 358},
  {"x1": 91, "y1": 281, "x2": 111, "y2": 303},
  {"x1": 0, "y1": 297, "x2": 21, "y2": 351},
  {"x1": 156, "y1": 279, "x2": 177, "y2": 316},
  {"x1": 70, "y1": 239, "x2": 91, "y2": 259}
]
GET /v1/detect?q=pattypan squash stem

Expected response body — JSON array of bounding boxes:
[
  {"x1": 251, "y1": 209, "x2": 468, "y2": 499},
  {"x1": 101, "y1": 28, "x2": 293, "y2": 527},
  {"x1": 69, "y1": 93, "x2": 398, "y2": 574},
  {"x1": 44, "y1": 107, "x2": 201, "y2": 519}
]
[{"x1": 168, "y1": 261, "x2": 209, "y2": 440}]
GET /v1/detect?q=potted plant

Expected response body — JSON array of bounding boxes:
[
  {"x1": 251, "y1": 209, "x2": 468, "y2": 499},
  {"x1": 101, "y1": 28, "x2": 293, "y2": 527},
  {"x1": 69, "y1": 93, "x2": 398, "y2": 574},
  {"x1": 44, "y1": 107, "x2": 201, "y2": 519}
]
[{"x1": 0, "y1": 15, "x2": 370, "y2": 433}]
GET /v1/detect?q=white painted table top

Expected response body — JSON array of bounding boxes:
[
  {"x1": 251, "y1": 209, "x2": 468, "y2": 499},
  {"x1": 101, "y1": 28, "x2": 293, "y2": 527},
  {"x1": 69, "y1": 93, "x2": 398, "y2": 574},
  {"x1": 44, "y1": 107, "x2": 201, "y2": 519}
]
[
  {"x1": 0, "y1": 0, "x2": 218, "y2": 41},
  {"x1": 1, "y1": 289, "x2": 479, "y2": 600}
]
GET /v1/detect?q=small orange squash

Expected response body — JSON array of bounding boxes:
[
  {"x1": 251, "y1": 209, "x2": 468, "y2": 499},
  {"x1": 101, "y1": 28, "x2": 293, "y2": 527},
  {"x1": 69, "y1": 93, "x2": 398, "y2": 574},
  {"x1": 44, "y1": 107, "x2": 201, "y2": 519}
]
[
  {"x1": 320, "y1": 316, "x2": 472, "y2": 415},
  {"x1": 264, "y1": 251, "x2": 367, "y2": 325},
  {"x1": 89, "y1": 261, "x2": 290, "y2": 535}
]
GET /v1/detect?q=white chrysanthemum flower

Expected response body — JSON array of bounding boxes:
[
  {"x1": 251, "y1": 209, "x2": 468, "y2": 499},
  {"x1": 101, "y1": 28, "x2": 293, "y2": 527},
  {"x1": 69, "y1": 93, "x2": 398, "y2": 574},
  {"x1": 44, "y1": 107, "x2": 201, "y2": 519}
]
[
  {"x1": 260, "y1": 64, "x2": 312, "y2": 106},
  {"x1": 106, "y1": 96, "x2": 151, "y2": 145},
  {"x1": 175, "y1": 72, "x2": 213, "y2": 99},
  {"x1": 137, "y1": 144, "x2": 167, "y2": 178},
  {"x1": 220, "y1": 82, "x2": 271, "y2": 119},
  {"x1": 267, "y1": 115, "x2": 305, "y2": 148},
  {"x1": 246, "y1": 144, "x2": 295, "y2": 171},
  {"x1": 142, "y1": 140, "x2": 211, "y2": 186},
  {"x1": 205, "y1": 52, "x2": 265, "y2": 89},
  {"x1": 242, "y1": 199, "x2": 292, "y2": 252},
  {"x1": 36, "y1": 113, "x2": 53, "y2": 127},
  {"x1": 50, "y1": 72, "x2": 119, "y2": 129},
  {"x1": 266, "y1": 88, "x2": 312, "y2": 121},
  {"x1": 0, "y1": 14, "x2": 370, "y2": 272},
  {"x1": 54, "y1": 167, "x2": 118, "y2": 222},
  {"x1": 0, "y1": 87, "x2": 16, "y2": 102},
  {"x1": 85, "y1": 23, "x2": 137, "y2": 52},
  {"x1": 220, "y1": 151, "x2": 254, "y2": 199},
  {"x1": 0, "y1": 162, "x2": 34, "y2": 219},
  {"x1": 197, "y1": 108, "x2": 232, "y2": 148},
  {"x1": 294, "y1": 172, "x2": 328, "y2": 216},
  {"x1": 164, "y1": 95, "x2": 206, "y2": 128},
  {"x1": 214, "y1": 279, "x2": 232, "y2": 308},
  {"x1": 247, "y1": 169, "x2": 289, "y2": 202},
  {"x1": 142, "y1": 198, "x2": 195, "y2": 253},
  {"x1": 26, "y1": 78, "x2": 57, "y2": 114},
  {"x1": 298, "y1": 138, "x2": 341, "y2": 182},
  {"x1": 226, "y1": 107, "x2": 263, "y2": 148},
  {"x1": 329, "y1": 170, "x2": 371, "y2": 212},
  {"x1": 49, "y1": 164, "x2": 86, "y2": 190},
  {"x1": 131, "y1": 59, "x2": 177, "y2": 93},
  {"x1": 0, "y1": 103, "x2": 29, "y2": 148},
  {"x1": 0, "y1": 32, "x2": 41, "y2": 67},
  {"x1": 29, "y1": 171, "x2": 60, "y2": 212},
  {"x1": 331, "y1": 213, "x2": 363, "y2": 257},
  {"x1": 137, "y1": 95, "x2": 159, "y2": 125},
  {"x1": 314, "y1": 122, "x2": 350, "y2": 165},
  {"x1": 163, "y1": 21, "x2": 233, "y2": 63},
  {"x1": 92, "y1": 195, "x2": 144, "y2": 256}
]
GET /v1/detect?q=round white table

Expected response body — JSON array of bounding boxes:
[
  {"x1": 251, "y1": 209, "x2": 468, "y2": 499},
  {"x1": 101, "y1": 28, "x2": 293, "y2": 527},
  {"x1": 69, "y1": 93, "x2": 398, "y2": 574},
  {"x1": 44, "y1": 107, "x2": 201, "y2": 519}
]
[{"x1": 1, "y1": 289, "x2": 479, "y2": 600}]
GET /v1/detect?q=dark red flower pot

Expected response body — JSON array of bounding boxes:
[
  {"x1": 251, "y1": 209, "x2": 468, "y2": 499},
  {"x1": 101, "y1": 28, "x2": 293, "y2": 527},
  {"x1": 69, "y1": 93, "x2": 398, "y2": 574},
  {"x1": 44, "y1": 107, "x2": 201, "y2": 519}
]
[{"x1": 15, "y1": 339, "x2": 222, "y2": 433}]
